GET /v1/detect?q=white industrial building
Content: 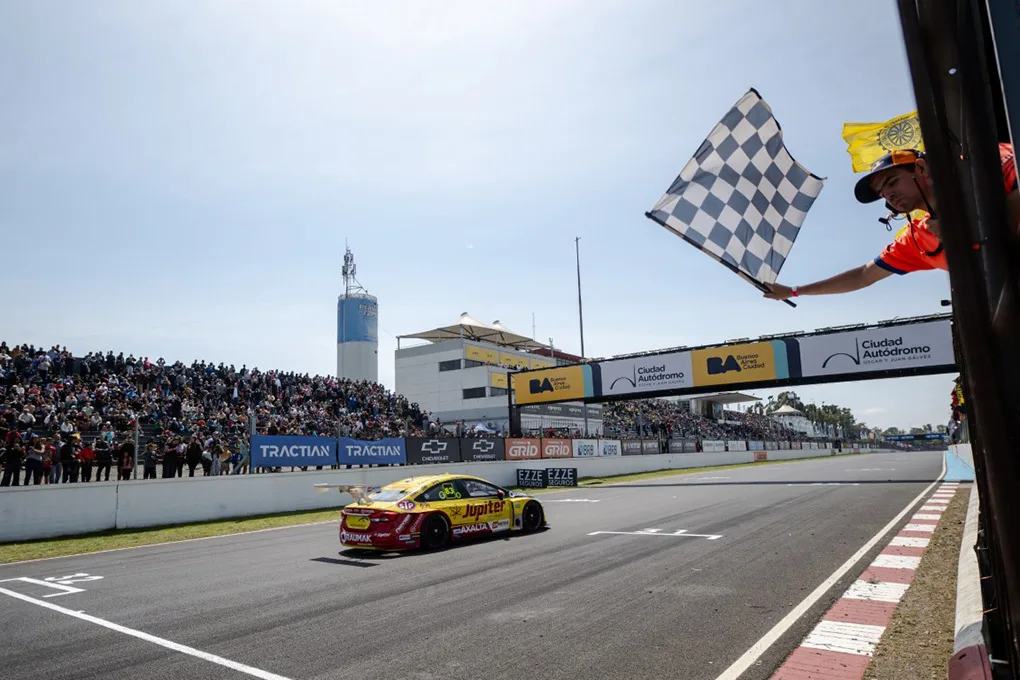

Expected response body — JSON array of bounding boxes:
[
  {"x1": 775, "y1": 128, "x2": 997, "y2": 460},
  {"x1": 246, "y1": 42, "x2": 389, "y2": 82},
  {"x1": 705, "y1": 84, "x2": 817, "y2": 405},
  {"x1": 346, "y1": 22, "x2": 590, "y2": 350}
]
[{"x1": 395, "y1": 313, "x2": 602, "y2": 435}]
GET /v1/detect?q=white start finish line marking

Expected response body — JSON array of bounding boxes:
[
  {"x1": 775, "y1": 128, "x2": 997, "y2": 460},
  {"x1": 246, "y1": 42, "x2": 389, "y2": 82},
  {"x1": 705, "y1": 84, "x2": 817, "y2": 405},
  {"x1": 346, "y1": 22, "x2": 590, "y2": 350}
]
[
  {"x1": 589, "y1": 528, "x2": 723, "y2": 540},
  {"x1": 542, "y1": 499, "x2": 602, "y2": 503},
  {"x1": 0, "y1": 587, "x2": 294, "y2": 680},
  {"x1": 0, "y1": 573, "x2": 104, "y2": 598}
]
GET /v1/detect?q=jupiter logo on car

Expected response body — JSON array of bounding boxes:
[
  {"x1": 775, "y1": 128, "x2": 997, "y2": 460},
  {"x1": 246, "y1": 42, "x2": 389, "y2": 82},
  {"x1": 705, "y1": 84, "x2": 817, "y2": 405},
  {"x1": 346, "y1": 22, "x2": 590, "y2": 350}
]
[{"x1": 464, "y1": 500, "x2": 505, "y2": 520}]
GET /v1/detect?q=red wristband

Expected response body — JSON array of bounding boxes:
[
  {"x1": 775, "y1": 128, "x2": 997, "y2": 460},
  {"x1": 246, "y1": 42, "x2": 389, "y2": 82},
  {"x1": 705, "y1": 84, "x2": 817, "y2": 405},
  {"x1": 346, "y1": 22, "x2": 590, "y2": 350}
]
[{"x1": 791, "y1": 286, "x2": 799, "y2": 297}]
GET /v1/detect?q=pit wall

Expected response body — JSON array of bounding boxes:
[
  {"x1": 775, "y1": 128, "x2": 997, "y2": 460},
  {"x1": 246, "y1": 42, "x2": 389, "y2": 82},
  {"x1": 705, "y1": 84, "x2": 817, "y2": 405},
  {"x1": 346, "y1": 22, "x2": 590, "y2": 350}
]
[{"x1": 0, "y1": 446, "x2": 884, "y2": 543}]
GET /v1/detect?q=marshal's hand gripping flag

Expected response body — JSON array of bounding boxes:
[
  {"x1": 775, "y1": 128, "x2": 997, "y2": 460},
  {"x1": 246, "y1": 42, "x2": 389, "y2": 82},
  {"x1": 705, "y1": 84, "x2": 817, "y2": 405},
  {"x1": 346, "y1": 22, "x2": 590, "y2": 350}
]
[
  {"x1": 645, "y1": 88, "x2": 825, "y2": 307},
  {"x1": 842, "y1": 110, "x2": 924, "y2": 172}
]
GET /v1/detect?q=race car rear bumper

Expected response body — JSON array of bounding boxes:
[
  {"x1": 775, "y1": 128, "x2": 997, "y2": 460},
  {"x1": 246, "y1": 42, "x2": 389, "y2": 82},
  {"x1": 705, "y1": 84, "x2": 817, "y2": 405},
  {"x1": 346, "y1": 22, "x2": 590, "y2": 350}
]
[{"x1": 339, "y1": 526, "x2": 420, "y2": 550}]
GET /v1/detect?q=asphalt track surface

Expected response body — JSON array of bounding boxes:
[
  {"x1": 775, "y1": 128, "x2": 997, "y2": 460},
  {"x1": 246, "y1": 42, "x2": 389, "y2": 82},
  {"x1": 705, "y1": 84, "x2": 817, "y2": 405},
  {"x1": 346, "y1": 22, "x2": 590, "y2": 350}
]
[{"x1": 0, "y1": 451, "x2": 944, "y2": 680}]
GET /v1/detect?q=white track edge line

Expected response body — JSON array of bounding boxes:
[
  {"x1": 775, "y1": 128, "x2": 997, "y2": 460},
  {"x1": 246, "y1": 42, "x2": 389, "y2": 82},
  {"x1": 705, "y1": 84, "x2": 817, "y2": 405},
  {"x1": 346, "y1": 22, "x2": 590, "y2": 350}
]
[
  {"x1": 711, "y1": 451, "x2": 945, "y2": 680},
  {"x1": 0, "y1": 587, "x2": 293, "y2": 680}
]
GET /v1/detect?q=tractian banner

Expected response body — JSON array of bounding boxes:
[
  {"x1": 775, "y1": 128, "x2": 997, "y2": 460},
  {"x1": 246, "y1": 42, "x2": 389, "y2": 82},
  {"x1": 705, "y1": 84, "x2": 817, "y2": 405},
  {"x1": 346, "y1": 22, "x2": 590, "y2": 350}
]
[
  {"x1": 405, "y1": 438, "x2": 462, "y2": 465},
  {"x1": 250, "y1": 435, "x2": 337, "y2": 468},
  {"x1": 337, "y1": 437, "x2": 406, "y2": 466},
  {"x1": 461, "y1": 438, "x2": 506, "y2": 462}
]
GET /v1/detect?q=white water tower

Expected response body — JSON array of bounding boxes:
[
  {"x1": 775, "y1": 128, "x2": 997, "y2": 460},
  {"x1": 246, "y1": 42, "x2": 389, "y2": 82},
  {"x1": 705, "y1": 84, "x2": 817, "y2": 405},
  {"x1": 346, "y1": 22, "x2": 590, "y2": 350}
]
[{"x1": 336, "y1": 244, "x2": 378, "y2": 383}]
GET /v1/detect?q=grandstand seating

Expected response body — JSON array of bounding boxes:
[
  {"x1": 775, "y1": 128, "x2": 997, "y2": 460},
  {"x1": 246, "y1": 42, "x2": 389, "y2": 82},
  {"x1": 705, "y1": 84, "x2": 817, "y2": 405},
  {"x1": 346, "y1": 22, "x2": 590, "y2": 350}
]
[
  {"x1": 0, "y1": 342, "x2": 434, "y2": 485},
  {"x1": 2, "y1": 341, "x2": 823, "y2": 486},
  {"x1": 603, "y1": 400, "x2": 809, "y2": 442}
]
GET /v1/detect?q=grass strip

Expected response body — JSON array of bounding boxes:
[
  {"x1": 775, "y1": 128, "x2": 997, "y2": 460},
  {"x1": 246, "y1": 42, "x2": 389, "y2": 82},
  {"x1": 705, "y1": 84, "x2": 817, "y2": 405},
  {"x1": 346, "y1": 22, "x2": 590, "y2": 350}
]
[
  {"x1": 0, "y1": 508, "x2": 344, "y2": 565},
  {"x1": 863, "y1": 485, "x2": 970, "y2": 680},
  {"x1": 0, "y1": 451, "x2": 857, "y2": 563}
]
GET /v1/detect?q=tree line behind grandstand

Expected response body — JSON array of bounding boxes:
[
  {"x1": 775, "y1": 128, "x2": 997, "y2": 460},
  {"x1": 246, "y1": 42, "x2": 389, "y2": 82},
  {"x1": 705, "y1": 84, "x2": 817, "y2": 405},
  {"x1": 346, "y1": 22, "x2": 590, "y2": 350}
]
[{"x1": 1, "y1": 341, "x2": 942, "y2": 487}]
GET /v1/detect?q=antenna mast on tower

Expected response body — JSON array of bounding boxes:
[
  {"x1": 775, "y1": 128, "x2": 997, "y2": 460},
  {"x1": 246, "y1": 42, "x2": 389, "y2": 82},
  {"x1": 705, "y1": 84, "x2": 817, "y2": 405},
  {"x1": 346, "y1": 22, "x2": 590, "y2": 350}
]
[{"x1": 341, "y1": 239, "x2": 367, "y2": 297}]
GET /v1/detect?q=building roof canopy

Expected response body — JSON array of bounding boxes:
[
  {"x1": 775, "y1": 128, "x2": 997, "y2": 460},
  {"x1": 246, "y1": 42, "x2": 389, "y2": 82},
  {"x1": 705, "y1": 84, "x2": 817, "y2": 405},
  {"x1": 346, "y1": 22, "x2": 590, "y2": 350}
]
[{"x1": 399, "y1": 312, "x2": 547, "y2": 350}]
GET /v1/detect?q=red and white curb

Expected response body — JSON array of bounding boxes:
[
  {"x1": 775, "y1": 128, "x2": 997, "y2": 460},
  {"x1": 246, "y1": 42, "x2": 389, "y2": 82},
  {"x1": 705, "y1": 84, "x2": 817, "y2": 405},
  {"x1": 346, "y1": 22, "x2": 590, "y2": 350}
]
[{"x1": 769, "y1": 482, "x2": 960, "y2": 679}]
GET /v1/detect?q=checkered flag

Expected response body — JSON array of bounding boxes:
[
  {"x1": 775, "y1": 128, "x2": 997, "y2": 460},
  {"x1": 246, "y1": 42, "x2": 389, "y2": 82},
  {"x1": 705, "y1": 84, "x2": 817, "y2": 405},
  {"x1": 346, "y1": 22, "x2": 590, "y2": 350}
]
[{"x1": 645, "y1": 88, "x2": 825, "y2": 306}]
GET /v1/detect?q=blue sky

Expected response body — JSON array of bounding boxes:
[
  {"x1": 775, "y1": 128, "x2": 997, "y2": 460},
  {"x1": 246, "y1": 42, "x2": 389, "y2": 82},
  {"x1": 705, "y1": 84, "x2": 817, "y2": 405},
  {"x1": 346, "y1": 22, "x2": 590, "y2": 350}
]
[{"x1": 0, "y1": 0, "x2": 955, "y2": 430}]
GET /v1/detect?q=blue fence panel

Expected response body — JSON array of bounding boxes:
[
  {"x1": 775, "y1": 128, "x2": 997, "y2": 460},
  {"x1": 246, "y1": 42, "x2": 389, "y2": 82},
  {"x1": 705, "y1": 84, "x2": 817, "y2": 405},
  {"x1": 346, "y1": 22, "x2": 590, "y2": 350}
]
[
  {"x1": 337, "y1": 437, "x2": 407, "y2": 466},
  {"x1": 250, "y1": 435, "x2": 338, "y2": 468}
]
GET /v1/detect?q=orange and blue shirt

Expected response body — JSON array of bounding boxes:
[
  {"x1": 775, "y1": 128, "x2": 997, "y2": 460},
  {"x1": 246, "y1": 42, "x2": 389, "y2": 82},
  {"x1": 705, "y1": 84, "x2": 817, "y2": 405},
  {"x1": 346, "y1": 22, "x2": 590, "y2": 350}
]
[{"x1": 875, "y1": 143, "x2": 1017, "y2": 275}]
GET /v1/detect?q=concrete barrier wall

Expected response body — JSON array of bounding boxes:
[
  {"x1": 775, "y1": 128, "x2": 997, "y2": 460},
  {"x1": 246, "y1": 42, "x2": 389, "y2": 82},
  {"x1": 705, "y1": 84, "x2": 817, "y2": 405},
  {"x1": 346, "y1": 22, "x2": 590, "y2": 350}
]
[
  {"x1": 0, "y1": 482, "x2": 119, "y2": 543},
  {"x1": 0, "y1": 446, "x2": 876, "y2": 543},
  {"x1": 949, "y1": 443, "x2": 974, "y2": 469}
]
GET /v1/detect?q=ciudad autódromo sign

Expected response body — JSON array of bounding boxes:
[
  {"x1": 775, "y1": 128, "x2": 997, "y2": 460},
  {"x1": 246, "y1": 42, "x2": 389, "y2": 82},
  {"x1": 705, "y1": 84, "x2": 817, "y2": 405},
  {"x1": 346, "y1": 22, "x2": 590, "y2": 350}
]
[{"x1": 509, "y1": 318, "x2": 956, "y2": 404}]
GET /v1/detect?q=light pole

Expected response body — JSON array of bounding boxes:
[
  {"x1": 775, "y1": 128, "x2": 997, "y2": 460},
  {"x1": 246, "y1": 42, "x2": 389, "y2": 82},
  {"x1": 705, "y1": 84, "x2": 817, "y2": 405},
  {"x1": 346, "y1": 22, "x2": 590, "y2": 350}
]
[{"x1": 576, "y1": 236, "x2": 589, "y2": 437}]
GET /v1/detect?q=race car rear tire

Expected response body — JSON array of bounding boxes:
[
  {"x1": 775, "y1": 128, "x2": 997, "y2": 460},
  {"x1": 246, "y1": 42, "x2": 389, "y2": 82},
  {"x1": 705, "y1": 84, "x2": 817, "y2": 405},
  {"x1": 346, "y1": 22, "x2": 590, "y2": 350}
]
[
  {"x1": 521, "y1": 501, "x2": 544, "y2": 533},
  {"x1": 420, "y1": 513, "x2": 450, "y2": 550}
]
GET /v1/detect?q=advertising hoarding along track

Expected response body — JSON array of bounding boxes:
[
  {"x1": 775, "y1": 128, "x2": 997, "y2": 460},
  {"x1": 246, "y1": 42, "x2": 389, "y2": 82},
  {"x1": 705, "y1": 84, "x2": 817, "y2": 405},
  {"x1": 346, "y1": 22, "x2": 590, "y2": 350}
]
[
  {"x1": 509, "y1": 316, "x2": 956, "y2": 405},
  {"x1": 250, "y1": 435, "x2": 337, "y2": 468},
  {"x1": 461, "y1": 438, "x2": 506, "y2": 462},
  {"x1": 404, "y1": 438, "x2": 463, "y2": 465}
]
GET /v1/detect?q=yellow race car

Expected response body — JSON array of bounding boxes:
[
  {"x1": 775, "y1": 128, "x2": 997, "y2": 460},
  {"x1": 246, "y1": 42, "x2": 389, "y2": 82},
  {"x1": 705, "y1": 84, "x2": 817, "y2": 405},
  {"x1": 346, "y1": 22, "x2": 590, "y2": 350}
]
[{"x1": 315, "y1": 473, "x2": 547, "y2": 551}]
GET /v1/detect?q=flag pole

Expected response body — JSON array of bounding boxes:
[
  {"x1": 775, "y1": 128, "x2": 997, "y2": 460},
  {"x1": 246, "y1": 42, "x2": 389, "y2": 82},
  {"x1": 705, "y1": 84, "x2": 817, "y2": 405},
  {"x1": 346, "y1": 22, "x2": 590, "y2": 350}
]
[{"x1": 575, "y1": 236, "x2": 589, "y2": 437}]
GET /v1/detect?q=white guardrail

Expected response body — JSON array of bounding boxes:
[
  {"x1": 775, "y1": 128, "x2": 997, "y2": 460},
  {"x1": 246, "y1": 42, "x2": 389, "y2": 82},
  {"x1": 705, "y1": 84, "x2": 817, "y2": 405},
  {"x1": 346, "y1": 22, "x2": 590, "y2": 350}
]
[{"x1": 0, "y1": 447, "x2": 882, "y2": 543}]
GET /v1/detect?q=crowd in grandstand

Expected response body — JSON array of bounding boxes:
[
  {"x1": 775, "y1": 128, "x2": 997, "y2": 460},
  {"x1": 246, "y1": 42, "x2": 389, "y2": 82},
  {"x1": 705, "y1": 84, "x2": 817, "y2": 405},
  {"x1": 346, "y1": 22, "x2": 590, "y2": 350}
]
[
  {"x1": 3, "y1": 340, "x2": 836, "y2": 487},
  {"x1": 0, "y1": 341, "x2": 436, "y2": 486},
  {"x1": 602, "y1": 399, "x2": 809, "y2": 442}
]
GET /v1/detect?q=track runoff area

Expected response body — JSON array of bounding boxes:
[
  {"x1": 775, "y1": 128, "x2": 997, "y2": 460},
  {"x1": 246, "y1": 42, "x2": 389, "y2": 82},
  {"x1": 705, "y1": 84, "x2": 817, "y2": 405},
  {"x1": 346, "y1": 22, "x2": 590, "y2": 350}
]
[{"x1": 0, "y1": 450, "x2": 948, "y2": 680}]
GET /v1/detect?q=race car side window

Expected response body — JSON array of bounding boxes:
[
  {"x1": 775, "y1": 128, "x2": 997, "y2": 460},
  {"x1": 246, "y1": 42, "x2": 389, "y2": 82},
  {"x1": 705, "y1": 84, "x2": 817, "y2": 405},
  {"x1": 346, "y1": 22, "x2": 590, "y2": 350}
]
[
  {"x1": 460, "y1": 479, "x2": 500, "y2": 498},
  {"x1": 417, "y1": 482, "x2": 460, "y2": 502},
  {"x1": 417, "y1": 484, "x2": 444, "y2": 502}
]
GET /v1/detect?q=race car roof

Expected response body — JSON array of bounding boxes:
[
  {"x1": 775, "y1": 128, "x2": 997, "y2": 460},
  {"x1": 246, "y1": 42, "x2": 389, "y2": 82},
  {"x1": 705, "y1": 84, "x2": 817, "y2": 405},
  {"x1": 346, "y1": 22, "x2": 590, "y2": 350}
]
[{"x1": 383, "y1": 472, "x2": 484, "y2": 491}]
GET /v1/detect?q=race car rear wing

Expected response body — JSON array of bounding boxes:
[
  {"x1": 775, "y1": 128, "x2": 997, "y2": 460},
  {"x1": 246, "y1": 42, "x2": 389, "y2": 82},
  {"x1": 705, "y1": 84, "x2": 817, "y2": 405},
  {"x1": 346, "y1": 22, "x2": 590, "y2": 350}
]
[{"x1": 312, "y1": 483, "x2": 377, "y2": 504}]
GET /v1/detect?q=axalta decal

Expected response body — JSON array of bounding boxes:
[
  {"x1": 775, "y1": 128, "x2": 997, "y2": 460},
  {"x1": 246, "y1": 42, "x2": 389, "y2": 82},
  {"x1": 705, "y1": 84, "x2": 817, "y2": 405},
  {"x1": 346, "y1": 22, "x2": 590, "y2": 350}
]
[{"x1": 453, "y1": 523, "x2": 489, "y2": 537}]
